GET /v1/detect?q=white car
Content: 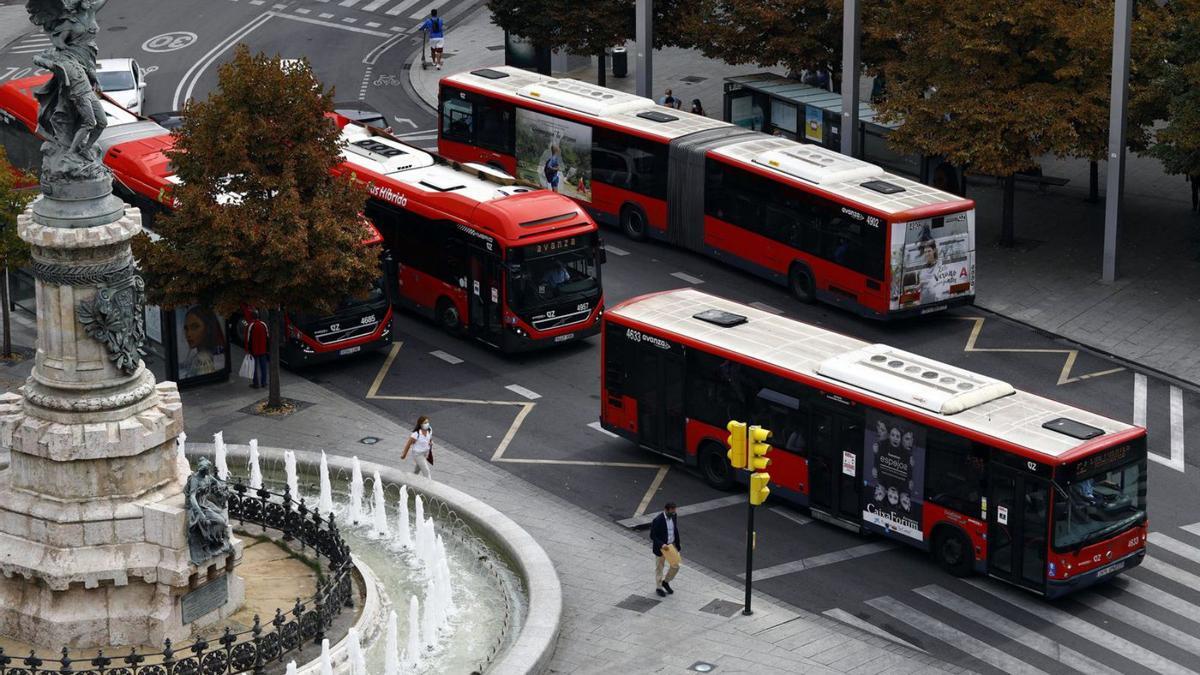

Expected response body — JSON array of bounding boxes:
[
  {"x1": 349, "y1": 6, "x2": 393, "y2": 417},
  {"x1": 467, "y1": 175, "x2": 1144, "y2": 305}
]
[{"x1": 96, "y1": 58, "x2": 145, "y2": 115}]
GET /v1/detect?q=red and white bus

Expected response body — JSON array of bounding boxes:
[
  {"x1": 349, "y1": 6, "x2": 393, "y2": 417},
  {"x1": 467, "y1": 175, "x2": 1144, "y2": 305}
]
[
  {"x1": 437, "y1": 67, "x2": 976, "y2": 319},
  {"x1": 331, "y1": 121, "x2": 604, "y2": 351},
  {"x1": 602, "y1": 289, "x2": 1148, "y2": 597},
  {"x1": 0, "y1": 75, "x2": 394, "y2": 367}
]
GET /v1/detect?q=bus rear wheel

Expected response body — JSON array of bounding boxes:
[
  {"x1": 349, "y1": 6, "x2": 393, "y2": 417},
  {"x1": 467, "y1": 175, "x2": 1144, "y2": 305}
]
[
  {"x1": 789, "y1": 264, "x2": 816, "y2": 303},
  {"x1": 437, "y1": 299, "x2": 461, "y2": 335},
  {"x1": 699, "y1": 441, "x2": 736, "y2": 491},
  {"x1": 621, "y1": 205, "x2": 648, "y2": 241},
  {"x1": 934, "y1": 528, "x2": 973, "y2": 577}
]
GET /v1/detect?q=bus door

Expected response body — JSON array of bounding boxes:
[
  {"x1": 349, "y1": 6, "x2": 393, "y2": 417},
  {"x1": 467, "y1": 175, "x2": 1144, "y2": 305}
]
[
  {"x1": 987, "y1": 464, "x2": 1049, "y2": 591},
  {"x1": 809, "y1": 408, "x2": 863, "y2": 530},
  {"x1": 467, "y1": 245, "x2": 504, "y2": 346},
  {"x1": 635, "y1": 344, "x2": 686, "y2": 460}
]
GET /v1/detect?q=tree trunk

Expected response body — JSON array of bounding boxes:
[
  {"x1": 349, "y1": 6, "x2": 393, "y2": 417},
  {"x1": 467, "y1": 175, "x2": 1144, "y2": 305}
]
[
  {"x1": 597, "y1": 51, "x2": 606, "y2": 88},
  {"x1": 267, "y1": 307, "x2": 283, "y2": 409},
  {"x1": 1, "y1": 267, "x2": 11, "y2": 358},
  {"x1": 1088, "y1": 160, "x2": 1099, "y2": 202},
  {"x1": 1000, "y1": 175, "x2": 1016, "y2": 248}
]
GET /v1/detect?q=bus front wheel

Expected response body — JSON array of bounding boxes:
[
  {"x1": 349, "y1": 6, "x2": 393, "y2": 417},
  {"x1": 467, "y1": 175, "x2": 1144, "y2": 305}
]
[
  {"x1": 699, "y1": 441, "x2": 736, "y2": 491},
  {"x1": 933, "y1": 527, "x2": 973, "y2": 577},
  {"x1": 437, "y1": 299, "x2": 461, "y2": 335},
  {"x1": 789, "y1": 264, "x2": 816, "y2": 303},
  {"x1": 621, "y1": 205, "x2": 648, "y2": 241}
]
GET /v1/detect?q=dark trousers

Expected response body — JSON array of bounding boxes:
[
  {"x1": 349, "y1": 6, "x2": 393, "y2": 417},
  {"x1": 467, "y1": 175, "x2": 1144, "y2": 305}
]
[{"x1": 253, "y1": 354, "x2": 269, "y2": 387}]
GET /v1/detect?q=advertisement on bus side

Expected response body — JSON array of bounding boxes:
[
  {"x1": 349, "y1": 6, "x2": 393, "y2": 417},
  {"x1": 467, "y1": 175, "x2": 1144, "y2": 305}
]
[
  {"x1": 863, "y1": 410, "x2": 926, "y2": 541},
  {"x1": 889, "y1": 211, "x2": 974, "y2": 310},
  {"x1": 515, "y1": 108, "x2": 592, "y2": 202}
]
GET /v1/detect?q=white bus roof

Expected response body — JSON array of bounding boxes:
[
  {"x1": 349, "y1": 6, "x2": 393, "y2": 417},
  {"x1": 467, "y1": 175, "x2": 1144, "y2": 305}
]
[
  {"x1": 444, "y1": 66, "x2": 729, "y2": 141},
  {"x1": 338, "y1": 123, "x2": 537, "y2": 203},
  {"x1": 608, "y1": 289, "x2": 1135, "y2": 460},
  {"x1": 711, "y1": 137, "x2": 967, "y2": 217}
]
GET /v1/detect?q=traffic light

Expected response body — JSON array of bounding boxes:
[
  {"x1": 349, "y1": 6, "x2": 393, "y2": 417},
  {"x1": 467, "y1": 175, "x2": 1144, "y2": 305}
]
[
  {"x1": 726, "y1": 420, "x2": 747, "y2": 469},
  {"x1": 749, "y1": 471, "x2": 771, "y2": 506},
  {"x1": 748, "y1": 425, "x2": 772, "y2": 472}
]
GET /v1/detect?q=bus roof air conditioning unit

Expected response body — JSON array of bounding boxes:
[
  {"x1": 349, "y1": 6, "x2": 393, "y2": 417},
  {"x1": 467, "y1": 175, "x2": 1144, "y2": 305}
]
[
  {"x1": 752, "y1": 145, "x2": 883, "y2": 185},
  {"x1": 345, "y1": 137, "x2": 431, "y2": 172},
  {"x1": 516, "y1": 79, "x2": 655, "y2": 117},
  {"x1": 817, "y1": 344, "x2": 1015, "y2": 415}
]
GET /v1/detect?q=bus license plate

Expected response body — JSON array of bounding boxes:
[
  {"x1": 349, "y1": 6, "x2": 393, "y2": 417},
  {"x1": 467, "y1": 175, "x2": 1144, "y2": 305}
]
[
  {"x1": 554, "y1": 333, "x2": 574, "y2": 343},
  {"x1": 1096, "y1": 561, "x2": 1123, "y2": 578},
  {"x1": 339, "y1": 346, "x2": 361, "y2": 355}
]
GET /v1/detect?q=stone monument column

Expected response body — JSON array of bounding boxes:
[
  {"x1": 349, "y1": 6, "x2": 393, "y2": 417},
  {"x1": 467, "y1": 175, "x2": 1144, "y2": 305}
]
[{"x1": 0, "y1": 0, "x2": 242, "y2": 650}]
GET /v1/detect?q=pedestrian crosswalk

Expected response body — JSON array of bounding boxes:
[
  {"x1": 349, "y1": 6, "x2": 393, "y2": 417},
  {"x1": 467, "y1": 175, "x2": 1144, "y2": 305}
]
[
  {"x1": 1136, "y1": 372, "x2": 1190, "y2": 473},
  {"x1": 821, "y1": 521, "x2": 1200, "y2": 675},
  {"x1": 216, "y1": 0, "x2": 478, "y2": 30}
]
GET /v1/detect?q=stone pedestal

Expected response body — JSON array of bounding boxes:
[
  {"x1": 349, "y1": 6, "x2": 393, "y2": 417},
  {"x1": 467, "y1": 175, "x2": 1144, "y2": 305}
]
[{"x1": 0, "y1": 178, "x2": 243, "y2": 649}]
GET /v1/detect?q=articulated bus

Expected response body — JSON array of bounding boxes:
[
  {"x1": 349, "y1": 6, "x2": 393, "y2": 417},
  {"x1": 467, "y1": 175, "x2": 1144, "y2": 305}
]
[
  {"x1": 0, "y1": 75, "x2": 394, "y2": 367},
  {"x1": 331, "y1": 122, "x2": 604, "y2": 351},
  {"x1": 437, "y1": 67, "x2": 976, "y2": 320},
  {"x1": 602, "y1": 289, "x2": 1148, "y2": 596}
]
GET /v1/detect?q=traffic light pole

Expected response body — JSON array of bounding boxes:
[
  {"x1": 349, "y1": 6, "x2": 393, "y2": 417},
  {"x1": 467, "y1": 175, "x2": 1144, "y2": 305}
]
[{"x1": 743, "y1": 497, "x2": 756, "y2": 615}]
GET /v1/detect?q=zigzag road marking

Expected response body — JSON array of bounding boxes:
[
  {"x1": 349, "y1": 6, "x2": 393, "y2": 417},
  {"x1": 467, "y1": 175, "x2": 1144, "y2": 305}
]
[{"x1": 958, "y1": 317, "x2": 1124, "y2": 386}]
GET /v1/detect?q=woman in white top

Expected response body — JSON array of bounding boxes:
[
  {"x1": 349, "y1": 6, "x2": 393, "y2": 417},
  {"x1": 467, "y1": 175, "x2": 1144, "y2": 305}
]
[{"x1": 401, "y1": 415, "x2": 434, "y2": 479}]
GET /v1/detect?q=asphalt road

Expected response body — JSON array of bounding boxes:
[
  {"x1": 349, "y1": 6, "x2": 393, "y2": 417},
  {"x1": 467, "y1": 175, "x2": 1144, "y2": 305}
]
[{"x1": 4, "y1": 3, "x2": 1200, "y2": 673}]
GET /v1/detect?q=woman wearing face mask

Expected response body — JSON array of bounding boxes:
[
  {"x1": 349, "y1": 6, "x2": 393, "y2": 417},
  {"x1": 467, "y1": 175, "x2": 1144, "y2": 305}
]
[{"x1": 400, "y1": 415, "x2": 434, "y2": 479}]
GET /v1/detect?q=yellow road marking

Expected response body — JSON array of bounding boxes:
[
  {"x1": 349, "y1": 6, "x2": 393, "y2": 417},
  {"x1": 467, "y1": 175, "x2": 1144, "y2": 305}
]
[
  {"x1": 959, "y1": 317, "x2": 1125, "y2": 385},
  {"x1": 491, "y1": 402, "x2": 536, "y2": 461},
  {"x1": 635, "y1": 466, "x2": 671, "y2": 516},
  {"x1": 366, "y1": 341, "x2": 402, "y2": 399}
]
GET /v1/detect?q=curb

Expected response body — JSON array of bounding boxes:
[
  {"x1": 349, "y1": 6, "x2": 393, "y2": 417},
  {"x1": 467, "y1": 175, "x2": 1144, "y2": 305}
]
[{"x1": 196, "y1": 443, "x2": 562, "y2": 675}]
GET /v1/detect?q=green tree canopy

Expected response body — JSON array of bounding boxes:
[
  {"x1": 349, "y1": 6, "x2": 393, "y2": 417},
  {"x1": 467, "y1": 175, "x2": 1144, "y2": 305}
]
[
  {"x1": 1144, "y1": 0, "x2": 1200, "y2": 178},
  {"x1": 136, "y1": 46, "x2": 378, "y2": 406},
  {"x1": 676, "y1": 0, "x2": 843, "y2": 78}
]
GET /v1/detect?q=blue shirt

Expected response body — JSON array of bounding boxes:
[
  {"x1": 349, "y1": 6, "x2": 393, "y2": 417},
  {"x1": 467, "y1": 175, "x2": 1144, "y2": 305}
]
[{"x1": 421, "y1": 17, "x2": 444, "y2": 38}]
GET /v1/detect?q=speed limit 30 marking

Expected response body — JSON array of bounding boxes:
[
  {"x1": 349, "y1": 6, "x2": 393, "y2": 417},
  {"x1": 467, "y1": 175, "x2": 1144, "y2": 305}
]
[{"x1": 142, "y1": 32, "x2": 198, "y2": 53}]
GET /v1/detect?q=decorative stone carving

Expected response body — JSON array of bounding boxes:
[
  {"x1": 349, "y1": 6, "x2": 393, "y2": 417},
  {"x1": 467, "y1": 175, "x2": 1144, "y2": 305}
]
[
  {"x1": 185, "y1": 458, "x2": 233, "y2": 565},
  {"x1": 31, "y1": 254, "x2": 134, "y2": 286},
  {"x1": 77, "y1": 271, "x2": 146, "y2": 375}
]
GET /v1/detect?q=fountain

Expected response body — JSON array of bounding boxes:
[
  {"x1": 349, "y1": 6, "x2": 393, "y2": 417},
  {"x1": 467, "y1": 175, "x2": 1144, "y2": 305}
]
[
  {"x1": 249, "y1": 438, "x2": 263, "y2": 490},
  {"x1": 405, "y1": 595, "x2": 421, "y2": 668},
  {"x1": 319, "y1": 450, "x2": 335, "y2": 515},
  {"x1": 347, "y1": 626, "x2": 367, "y2": 675},
  {"x1": 214, "y1": 430, "x2": 229, "y2": 479},
  {"x1": 371, "y1": 471, "x2": 390, "y2": 539},
  {"x1": 319, "y1": 638, "x2": 334, "y2": 675},
  {"x1": 286, "y1": 662, "x2": 298, "y2": 675},
  {"x1": 284, "y1": 449, "x2": 300, "y2": 505},
  {"x1": 395, "y1": 485, "x2": 412, "y2": 549},
  {"x1": 384, "y1": 609, "x2": 401, "y2": 675},
  {"x1": 177, "y1": 430, "x2": 188, "y2": 462},
  {"x1": 349, "y1": 457, "x2": 365, "y2": 525}
]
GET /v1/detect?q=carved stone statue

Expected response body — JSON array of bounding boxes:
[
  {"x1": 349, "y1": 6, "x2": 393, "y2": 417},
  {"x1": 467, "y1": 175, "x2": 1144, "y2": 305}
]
[
  {"x1": 25, "y1": 0, "x2": 111, "y2": 182},
  {"x1": 184, "y1": 458, "x2": 233, "y2": 565}
]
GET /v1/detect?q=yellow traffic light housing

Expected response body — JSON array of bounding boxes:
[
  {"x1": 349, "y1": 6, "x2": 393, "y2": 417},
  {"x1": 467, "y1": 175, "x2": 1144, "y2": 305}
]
[
  {"x1": 749, "y1": 471, "x2": 771, "y2": 506},
  {"x1": 748, "y1": 425, "x2": 772, "y2": 471},
  {"x1": 726, "y1": 420, "x2": 748, "y2": 469}
]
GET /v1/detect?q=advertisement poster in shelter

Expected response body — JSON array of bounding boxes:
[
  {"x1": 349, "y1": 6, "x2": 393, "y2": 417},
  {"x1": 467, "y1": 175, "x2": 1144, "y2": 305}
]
[
  {"x1": 863, "y1": 410, "x2": 926, "y2": 541},
  {"x1": 174, "y1": 305, "x2": 228, "y2": 383},
  {"x1": 515, "y1": 108, "x2": 592, "y2": 202}
]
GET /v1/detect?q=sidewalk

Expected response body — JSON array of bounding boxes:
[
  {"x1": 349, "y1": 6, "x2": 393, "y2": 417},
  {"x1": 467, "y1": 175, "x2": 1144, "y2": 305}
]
[{"x1": 410, "y1": 7, "x2": 1200, "y2": 388}]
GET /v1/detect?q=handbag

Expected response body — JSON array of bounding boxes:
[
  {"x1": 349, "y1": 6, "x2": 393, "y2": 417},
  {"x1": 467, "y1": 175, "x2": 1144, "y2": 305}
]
[
  {"x1": 238, "y1": 353, "x2": 255, "y2": 379},
  {"x1": 661, "y1": 544, "x2": 682, "y2": 566},
  {"x1": 426, "y1": 446, "x2": 434, "y2": 465}
]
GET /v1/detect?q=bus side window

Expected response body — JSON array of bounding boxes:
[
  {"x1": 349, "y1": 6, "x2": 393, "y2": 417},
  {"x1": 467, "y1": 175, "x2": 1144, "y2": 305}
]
[
  {"x1": 754, "y1": 388, "x2": 809, "y2": 457},
  {"x1": 475, "y1": 100, "x2": 513, "y2": 154},
  {"x1": 926, "y1": 433, "x2": 986, "y2": 516},
  {"x1": 441, "y1": 94, "x2": 474, "y2": 143},
  {"x1": 685, "y1": 350, "x2": 747, "y2": 426}
]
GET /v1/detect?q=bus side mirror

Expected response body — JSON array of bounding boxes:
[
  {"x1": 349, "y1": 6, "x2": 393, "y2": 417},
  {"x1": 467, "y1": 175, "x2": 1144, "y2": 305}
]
[{"x1": 598, "y1": 240, "x2": 608, "y2": 264}]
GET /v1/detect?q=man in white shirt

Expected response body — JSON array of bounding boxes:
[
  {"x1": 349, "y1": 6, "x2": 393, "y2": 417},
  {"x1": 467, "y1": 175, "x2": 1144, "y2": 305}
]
[{"x1": 650, "y1": 502, "x2": 681, "y2": 597}]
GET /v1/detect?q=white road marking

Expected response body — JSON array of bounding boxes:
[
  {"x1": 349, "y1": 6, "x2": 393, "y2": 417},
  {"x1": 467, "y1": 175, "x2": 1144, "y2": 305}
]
[
  {"x1": 617, "y1": 494, "x2": 744, "y2": 528},
  {"x1": 249, "y1": 0, "x2": 264, "y2": 4},
  {"x1": 1142, "y1": 555, "x2": 1200, "y2": 590},
  {"x1": 394, "y1": 128, "x2": 435, "y2": 138},
  {"x1": 294, "y1": 7, "x2": 311, "y2": 13},
  {"x1": 175, "y1": 12, "x2": 273, "y2": 108},
  {"x1": 739, "y1": 541, "x2": 896, "y2": 580},
  {"x1": 429, "y1": 350, "x2": 462, "y2": 365},
  {"x1": 603, "y1": 244, "x2": 630, "y2": 256},
  {"x1": 319, "y1": 12, "x2": 334, "y2": 18},
  {"x1": 408, "y1": 1, "x2": 439, "y2": 19},
  {"x1": 1076, "y1": 592, "x2": 1200, "y2": 658},
  {"x1": 362, "y1": 0, "x2": 391, "y2": 10},
  {"x1": 1149, "y1": 532, "x2": 1200, "y2": 564},
  {"x1": 277, "y1": 13, "x2": 389, "y2": 35},
  {"x1": 915, "y1": 585, "x2": 1120, "y2": 675},
  {"x1": 393, "y1": 132, "x2": 437, "y2": 142},
  {"x1": 1134, "y1": 373, "x2": 1147, "y2": 427},
  {"x1": 272, "y1": 3, "x2": 286, "y2": 8},
  {"x1": 366, "y1": 21, "x2": 381, "y2": 27},
  {"x1": 670, "y1": 271, "x2": 704, "y2": 285},
  {"x1": 867, "y1": 596, "x2": 1048, "y2": 675},
  {"x1": 417, "y1": 146, "x2": 437, "y2": 151},
  {"x1": 339, "y1": 0, "x2": 362, "y2": 6},
  {"x1": 385, "y1": 0, "x2": 422, "y2": 16},
  {"x1": 822, "y1": 608, "x2": 928, "y2": 654},
  {"x1": 342, "y1": 17, "x2": 358, "y2": 23},
  {"x1": 769, "y1": 507, "x2": 812, "y2": 526},
  {"x1": 587, "y1": 421, "x2": 619, "y2": 438},
  {"x1": 1183, "y1": 522, "x2": 1200, "y2": 538},
  {"x1": 1149, "y1": 384, "x2": 1186, "y2": 472},
  {"x1": 966, "y1": 578, "x2": 1197, "y2": 675},
  {"x1": 749, "y1": 301, "x2": 783, "y2": 314},
  {"x1": 505, "y1": 384, "x2": 541, "y2": 400},
  {"x1": 1116, "y1": 576, "x2": 1200, "y2": 627}
]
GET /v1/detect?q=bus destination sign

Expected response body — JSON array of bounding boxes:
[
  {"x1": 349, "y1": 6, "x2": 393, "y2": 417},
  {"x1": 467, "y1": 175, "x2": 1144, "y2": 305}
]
[{"x1": 1069, "y1": 444, "x2": 1132, "y2": 481}]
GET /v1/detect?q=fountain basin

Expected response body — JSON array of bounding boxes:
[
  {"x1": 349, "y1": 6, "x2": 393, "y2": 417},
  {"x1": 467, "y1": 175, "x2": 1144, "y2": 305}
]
[{"x1": 197, "y1": 445, "x2": 562, "y2": 675}]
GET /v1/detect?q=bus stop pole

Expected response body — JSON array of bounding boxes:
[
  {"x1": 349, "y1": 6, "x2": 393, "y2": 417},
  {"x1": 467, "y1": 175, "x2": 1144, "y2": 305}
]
[
  {"x1": 840, "y1": 0, "x2": 861, "y2": 158},
  {"x1": 635, "y1": 0, "x2": 653, "y2": 99},
  {"x1": 1102, "y1": 0, "x2": 1132, "y2": 283}
]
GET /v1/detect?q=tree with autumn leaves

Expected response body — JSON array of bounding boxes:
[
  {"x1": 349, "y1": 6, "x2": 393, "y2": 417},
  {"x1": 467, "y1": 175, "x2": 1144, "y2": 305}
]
[
  {"x1": 0, "y1": 147, "x2": 36, "y2": 359},
  {"x1": 1142, "y1": 0, "x2": 1200, "y2": 187},
  {"x1": 135, "y1": 46, "x2": 378, "y2": 410}
]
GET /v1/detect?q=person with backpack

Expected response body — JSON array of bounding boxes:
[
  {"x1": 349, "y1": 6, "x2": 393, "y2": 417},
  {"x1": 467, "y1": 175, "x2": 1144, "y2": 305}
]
[
  {"x1": 543, "y1": 144, "x2": 562, "y2": 192},
  {"x1": 419, "y1": 9, "x2": 446, "y2": 70}
]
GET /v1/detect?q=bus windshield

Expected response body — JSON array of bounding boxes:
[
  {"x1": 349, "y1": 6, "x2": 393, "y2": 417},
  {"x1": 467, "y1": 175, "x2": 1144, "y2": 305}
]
[
  {"x1": 507, "y1": 243, "x2": 599, "y2": 311},
  {"x1": 1053, "y1": 443, "x2": 1147, "y2": 551}
]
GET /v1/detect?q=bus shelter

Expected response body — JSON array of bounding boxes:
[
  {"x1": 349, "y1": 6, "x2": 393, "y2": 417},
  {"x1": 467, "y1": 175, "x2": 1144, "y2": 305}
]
[{"x1": 722, "y1": 73, "x2": 963, "y2": 195}]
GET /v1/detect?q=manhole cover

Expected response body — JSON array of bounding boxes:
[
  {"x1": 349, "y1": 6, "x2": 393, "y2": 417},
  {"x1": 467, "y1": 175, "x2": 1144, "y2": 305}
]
[
  {"x1": 615, "y1": 594, "x2": 660, "y2": 613},
  {"x1": 360, "y1": 436, "x2": 381, "y2": 445},
  {"x1": 680, "y1": 75, "x2": 707, "y2": 84},
  {"x1": 698, "y1": 598, "x2": 742, "y2": 617},
  {"x1": 485, "y1": 45, "x2": 504, "y2": 51}
]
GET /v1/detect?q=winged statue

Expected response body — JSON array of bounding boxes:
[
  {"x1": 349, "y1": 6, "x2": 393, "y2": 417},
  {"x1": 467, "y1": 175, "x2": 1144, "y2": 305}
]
[{"x1": 25, "y1": 0, "x2": 110, "y2": 182}]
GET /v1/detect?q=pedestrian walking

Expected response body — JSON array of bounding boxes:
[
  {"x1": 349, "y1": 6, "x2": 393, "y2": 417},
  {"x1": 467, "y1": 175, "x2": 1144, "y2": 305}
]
[
  {"x1": 419, "y1": 9, "x2": 446, "y2": 70},
  {"x1": 690, "y1": 99, "x2": 705, "y2": 117},
  {"x1": 401, "y1": 415, "x2": 435, "y2": 479},
  {"x1": 244, "y1": 310, "x2": 269, "y2": 389},
  {"x1": 1188, "y1": 173, "x2": 1199, "y2": 213},
  {"x1": 650, "y1": 501, "x2": 681, "y2": 597}
]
